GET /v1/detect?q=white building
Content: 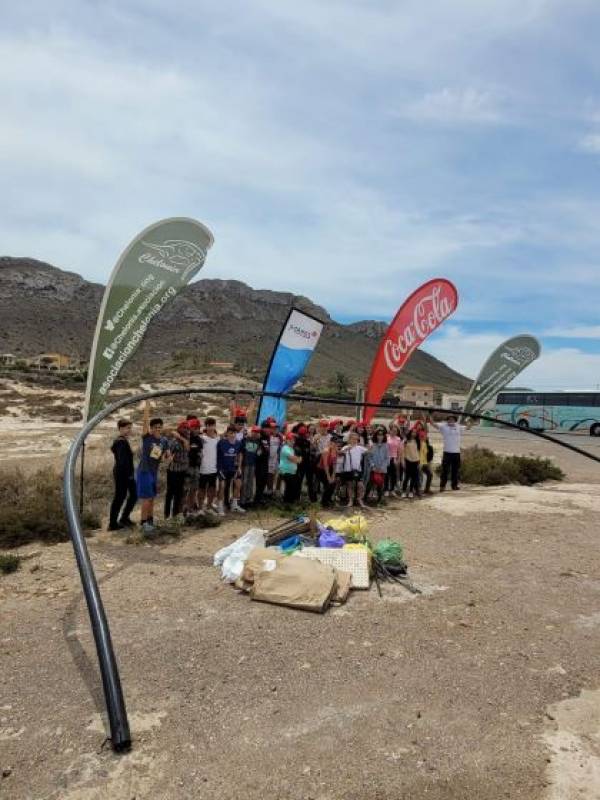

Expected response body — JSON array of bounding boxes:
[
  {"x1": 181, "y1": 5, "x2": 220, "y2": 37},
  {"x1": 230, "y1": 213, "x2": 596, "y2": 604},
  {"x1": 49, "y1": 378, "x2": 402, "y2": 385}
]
[{"x1": 441, "y1": 393, "x2": 468, "y2": 411}]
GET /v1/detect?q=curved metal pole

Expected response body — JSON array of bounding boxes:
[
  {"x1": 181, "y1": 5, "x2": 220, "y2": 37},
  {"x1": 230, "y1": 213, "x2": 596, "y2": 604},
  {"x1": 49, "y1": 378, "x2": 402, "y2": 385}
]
[{"x1": 64, "y1": 386, "x2": 600, "y2": 752}]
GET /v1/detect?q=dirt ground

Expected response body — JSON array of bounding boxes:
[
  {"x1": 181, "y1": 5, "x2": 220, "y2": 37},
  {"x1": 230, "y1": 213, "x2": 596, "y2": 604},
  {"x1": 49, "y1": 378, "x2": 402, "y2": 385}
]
[{"x1": 2, "y1": 428, "x2": 600, "y2": 799}]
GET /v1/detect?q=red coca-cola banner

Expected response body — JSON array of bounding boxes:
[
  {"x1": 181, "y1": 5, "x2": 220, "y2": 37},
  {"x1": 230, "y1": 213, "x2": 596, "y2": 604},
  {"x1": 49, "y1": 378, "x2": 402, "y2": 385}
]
[{"x1": 363, "y1": 278, "x2": 458, "y2": 423}]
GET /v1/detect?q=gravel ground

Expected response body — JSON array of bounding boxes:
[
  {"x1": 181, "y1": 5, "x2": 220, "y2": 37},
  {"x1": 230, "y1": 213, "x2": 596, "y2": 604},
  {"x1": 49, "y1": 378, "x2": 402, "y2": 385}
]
[{"x1": 1, "y1": 429, "x2": 600, "y2": 799}]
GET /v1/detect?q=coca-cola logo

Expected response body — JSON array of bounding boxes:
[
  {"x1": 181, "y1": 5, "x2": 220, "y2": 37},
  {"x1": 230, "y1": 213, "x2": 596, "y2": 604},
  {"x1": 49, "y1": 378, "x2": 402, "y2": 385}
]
[{"x1": 383, "y1": 284, "x2": 455, "y2": 372}]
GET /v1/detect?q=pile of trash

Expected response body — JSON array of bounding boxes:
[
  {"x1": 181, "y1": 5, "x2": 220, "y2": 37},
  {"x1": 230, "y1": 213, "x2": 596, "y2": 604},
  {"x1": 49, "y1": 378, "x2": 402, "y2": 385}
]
[{"x1": 213, "y1": 514, "x2": 417, "y2": 614}]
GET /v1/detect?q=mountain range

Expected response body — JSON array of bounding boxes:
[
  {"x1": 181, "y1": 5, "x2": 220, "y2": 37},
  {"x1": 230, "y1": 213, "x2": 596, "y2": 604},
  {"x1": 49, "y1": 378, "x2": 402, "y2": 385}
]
[{"x1": 0, "y1": 257, "x2": 471, "y2": 393}]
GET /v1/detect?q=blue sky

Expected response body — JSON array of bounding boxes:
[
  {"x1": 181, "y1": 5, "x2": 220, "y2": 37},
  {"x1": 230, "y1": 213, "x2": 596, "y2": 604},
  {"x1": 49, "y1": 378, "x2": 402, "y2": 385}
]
[{"x1": 2, "y1": 1, "x2": 600, "y2": 387}]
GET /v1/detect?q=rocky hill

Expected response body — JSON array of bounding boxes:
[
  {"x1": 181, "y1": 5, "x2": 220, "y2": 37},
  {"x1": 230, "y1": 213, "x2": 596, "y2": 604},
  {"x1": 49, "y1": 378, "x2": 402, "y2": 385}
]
[{"x1": 0, "y1": 257, "x2": 471, "y2": 392}]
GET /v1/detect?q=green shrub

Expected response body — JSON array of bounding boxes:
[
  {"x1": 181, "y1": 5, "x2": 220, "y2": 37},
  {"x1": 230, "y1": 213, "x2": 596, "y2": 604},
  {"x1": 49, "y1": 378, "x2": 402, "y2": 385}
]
[
  {"x1": 439, "y1": 446, "x2": 565, "y2": 486},
  {"x1": 0, "y1": 467, "x2": 102, "y2": 548},
  {"x1": 0, "y1": 553, "x2": 21, "y2": 574}
]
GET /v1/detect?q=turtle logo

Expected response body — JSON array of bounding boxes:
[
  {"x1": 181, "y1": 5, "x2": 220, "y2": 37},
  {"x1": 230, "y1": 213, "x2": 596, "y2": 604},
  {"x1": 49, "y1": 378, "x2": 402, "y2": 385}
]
[{"x1": 139, "y1": 239, "x2": 207, "y2": 282}]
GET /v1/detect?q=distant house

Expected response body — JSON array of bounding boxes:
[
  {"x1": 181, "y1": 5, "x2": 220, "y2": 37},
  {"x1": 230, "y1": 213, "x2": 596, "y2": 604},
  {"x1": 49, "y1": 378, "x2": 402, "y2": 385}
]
[
  {"x1": 0, "y1": 354, "x2": 16, "y2": 366},
  {"x1": 28, "y1": 353, "x2": 76, "y2": 371},
  {"x1": 397, "y1": 384, "x2": 435, "y2": 407},
  {"x1": 441, "y1": 393, "x2": 468, "y2": 412}
]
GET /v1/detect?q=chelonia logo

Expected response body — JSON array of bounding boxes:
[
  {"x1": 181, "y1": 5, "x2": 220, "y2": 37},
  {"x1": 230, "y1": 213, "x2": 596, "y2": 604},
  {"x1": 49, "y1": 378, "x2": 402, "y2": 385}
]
[
  {"x1": 501, "y1": 345, "x2": 537, "y2": 368},
  {"x1": 139, "y1": 239, "x2": 207, "y2": 282}
]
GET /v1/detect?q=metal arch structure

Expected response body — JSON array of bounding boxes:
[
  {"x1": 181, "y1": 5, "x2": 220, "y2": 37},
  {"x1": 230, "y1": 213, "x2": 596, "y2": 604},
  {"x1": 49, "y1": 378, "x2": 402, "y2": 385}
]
[{"x1": 63, "y1": 386, "x2": 600, "y2": 752}]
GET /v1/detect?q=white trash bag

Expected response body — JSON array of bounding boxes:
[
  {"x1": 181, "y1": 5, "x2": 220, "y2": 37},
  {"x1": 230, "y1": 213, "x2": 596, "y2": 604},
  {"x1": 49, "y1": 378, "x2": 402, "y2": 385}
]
[{"x1": 213, "y1": 529, "x2": 266, "y2": 583}]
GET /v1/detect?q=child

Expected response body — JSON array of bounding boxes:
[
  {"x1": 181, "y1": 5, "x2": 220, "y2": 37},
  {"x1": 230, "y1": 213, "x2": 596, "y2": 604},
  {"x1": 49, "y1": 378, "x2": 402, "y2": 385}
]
[
  {"x1": 198, "y1": 417, "x2": 219, "y2": 514},
  {"x1": 401, "y1": 429, "x2": 421, "y2": 499},
  {"x1": 108, "y1": 419, "x2": 137, "y2": 531},
  {"x1": 136, "y1": 401, "x2": 171, "y2": 535},
  {"x1": 254, "y1": 423, "x2": 271, "y2": 505},
  {"x1": 279, "y1": 432, "x2": 303, "y2": 505},
  {"x1": 266, "y1": 420, "x2": 281, "y2": 495},
  {"x1": 341, "y1": 432, "x2": 368, "y2": 509},
  {"x1": 418, "y1": 430, "x2": 434, "y2": 495},
  {"x1": 184, "y1": 416, "x2": 203, "y2": 514},
  {"x1": 385, "y1": 423, "x2": 402, "y2": 497},
  {"x1": 318, "y1": 438, "x2": 339, "y2": 508},
  {"x1": 368, "y1": 427, "x2": 389, "y2": 504},
  {"x1": 241, "y1": 425, "x2": 263, "y2": 506},
  {"x1": 216, "y1": 425, "x2": 245, "y2": 515},
  {"x1": 164, "y1": 421, "x2": 189, "y2": 519}
]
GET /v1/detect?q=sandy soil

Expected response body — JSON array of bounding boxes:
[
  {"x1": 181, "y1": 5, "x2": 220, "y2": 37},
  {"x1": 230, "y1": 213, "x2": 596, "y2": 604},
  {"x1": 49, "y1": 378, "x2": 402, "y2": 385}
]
[{"x1": 2, "y1": 429, "x2": 600, "y2": 799}]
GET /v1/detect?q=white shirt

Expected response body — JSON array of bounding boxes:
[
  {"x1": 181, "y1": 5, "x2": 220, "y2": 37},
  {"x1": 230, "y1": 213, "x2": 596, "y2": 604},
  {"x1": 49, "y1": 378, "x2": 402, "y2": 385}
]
[
  {"x1": 200, "y1": 434, "x2": 219, "y2": 474},
  {"x1": 436, "y1": 422, "x2": 466, "y2": 454},
  {"x1": 315, "y1": 433, "x2": 331, "y2": 453},
  {"x1": 343, "y1": 444, "x2": 367, "y2": 472}
]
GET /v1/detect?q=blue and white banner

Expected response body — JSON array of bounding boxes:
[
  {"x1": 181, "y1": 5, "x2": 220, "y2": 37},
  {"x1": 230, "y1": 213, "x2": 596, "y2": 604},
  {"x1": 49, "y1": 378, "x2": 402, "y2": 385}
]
[{"x1": 256, "y1": 308, "x2": 324, "y2": 427}]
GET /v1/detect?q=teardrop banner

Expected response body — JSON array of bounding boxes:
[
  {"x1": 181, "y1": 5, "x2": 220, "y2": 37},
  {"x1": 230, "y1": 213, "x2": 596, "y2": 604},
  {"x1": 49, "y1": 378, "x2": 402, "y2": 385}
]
[
  {"x1": 363, "y1": 278, "x2": 458, "y2": 424},
  {"x1": 463, "y1": 334, "x2": 541, "y2": 415},
  {"x1": 83, "y1": 218, "x2": 214, "y2": 422},
  {"x1": 256, "y1": 307, "x2": 325, "y2": 427}
]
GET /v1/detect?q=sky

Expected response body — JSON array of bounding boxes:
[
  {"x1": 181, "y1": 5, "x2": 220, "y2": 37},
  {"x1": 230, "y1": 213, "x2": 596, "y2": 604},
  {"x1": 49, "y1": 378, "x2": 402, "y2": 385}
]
[{"x1": 2, "y1": 0, "x2": 600, "y2": 388}]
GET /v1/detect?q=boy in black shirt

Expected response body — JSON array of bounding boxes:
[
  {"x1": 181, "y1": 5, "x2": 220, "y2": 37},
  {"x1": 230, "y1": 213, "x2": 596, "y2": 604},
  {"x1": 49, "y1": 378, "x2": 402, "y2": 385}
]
[{"x1": 109, "y1": 419, "x2": 137, "y2": 530}]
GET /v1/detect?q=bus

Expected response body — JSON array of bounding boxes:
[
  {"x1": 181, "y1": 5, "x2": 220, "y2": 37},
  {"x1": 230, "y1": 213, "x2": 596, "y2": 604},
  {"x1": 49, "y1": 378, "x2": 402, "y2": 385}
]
[{"x1": 493, "y1": 391, "x2": 600, "y2": 436}]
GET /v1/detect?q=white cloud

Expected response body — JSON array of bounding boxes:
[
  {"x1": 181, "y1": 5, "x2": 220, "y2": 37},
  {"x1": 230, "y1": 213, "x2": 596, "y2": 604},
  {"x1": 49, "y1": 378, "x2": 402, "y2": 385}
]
[
  {"x1": 1, "y1": 0, "x2": 600, "y2": 383},
  {"x1": 580, "y1": 133, "x2": 600, "y2": 153},
  {"x1": 544, "y1": 325, "x2": 600, "y2": 339},
  {"x1": 426, "y1": 326, "x2": 600, "y2": 388},
  {"x1": 400, "y1": 88, "x2": 505, "y2": 126}
]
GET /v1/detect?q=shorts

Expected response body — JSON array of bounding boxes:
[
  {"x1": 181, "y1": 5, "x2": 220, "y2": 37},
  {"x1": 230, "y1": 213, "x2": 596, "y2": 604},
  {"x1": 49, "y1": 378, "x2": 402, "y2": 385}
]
[
  {"x1": 199, "y1": 472, "x2": 217, "y2": 489},
  {"x1": 185, "y1": 466, "x2": 201, "y2": 490},
  {"x1": 342, "y1": 470, "x2": 362, "y2": 484},
  {"x1": 218, "y1": 471, "x2": 238, "y2": 481},
  {"x1": 136, "y1": 469, "x2": 158, "y2": 499}
]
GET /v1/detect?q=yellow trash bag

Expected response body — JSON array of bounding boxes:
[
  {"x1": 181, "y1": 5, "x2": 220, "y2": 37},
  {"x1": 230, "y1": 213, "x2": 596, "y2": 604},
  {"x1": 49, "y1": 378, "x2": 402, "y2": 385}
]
[{"x1": 325, "y1": 515, "x2": 368, "y2": 536}]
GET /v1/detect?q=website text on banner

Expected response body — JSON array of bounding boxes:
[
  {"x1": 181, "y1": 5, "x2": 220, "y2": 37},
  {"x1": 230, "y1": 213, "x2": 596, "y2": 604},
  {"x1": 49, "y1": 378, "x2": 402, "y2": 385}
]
[
  {"x1": 363, "y1": 279, "x2": 458, "y2": 424},
  {"x1": 256, "y1": 308, "x2": 324, "y2": 427},
  {"x1": 83, "y1": 218, "x2": 214, "y2": 421},
  {"x1": 464, "y1": 334, "x2": 541, "y2": 416}
]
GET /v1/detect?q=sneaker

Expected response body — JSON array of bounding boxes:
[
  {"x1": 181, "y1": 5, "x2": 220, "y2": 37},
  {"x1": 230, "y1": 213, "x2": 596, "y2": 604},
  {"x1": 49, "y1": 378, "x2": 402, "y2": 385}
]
[
  {"x1": 408, "y1": 492, "x2": 414, "y2": 499},
  {"x1": 452, "y1": 486, "x2": 461, "y2": 491},
  {"x1": 216, "y1": 503, "x2": 226, "y2": 517},
  {"x1": 107, "y1": 522, "x2": 124, "y2": 532},
  {"x1": 401, "y1": 492, "x2": 407, "y2": 499},
  {"x1": 232, "y1": 504, "x2": 246, "y2": 514},
  {"x1": 119, "y1": 518, "x2": 136, "y2": 528},
  {"x1": 384, "y1": 491, "x2": 390, "y2": 497},
  {"x1": 439, "y1": 487, "x2": 446, "y2": 493},
  {"x1": 142, "y1": 521, "x2": 156, "y2": 537}
]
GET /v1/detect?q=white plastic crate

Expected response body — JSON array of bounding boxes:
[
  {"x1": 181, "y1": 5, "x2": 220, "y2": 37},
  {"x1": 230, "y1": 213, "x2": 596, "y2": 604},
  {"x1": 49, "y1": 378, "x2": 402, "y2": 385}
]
[{"x1": 293, "y1": 547, "x2": 371, "y2": 589}]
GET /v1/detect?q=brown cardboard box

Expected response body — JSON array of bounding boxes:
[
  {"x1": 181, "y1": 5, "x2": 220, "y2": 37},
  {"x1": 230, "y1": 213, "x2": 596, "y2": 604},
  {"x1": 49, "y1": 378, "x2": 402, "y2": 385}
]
[{"x1": 251, "y1": 556, "x2": 337, "y2": 613}]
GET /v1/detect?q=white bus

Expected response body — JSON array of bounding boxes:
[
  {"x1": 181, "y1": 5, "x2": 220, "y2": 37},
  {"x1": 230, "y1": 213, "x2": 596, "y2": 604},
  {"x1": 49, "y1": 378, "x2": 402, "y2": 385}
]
[{"x1": 494, "y1": 391, "x2": 600, "y2": 436}]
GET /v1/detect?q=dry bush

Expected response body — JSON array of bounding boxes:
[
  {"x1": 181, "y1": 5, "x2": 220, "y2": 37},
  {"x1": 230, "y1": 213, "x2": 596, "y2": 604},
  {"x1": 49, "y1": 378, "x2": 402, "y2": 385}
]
[
  {"x1": 0, "y1": 553, "x2": 21, "y2": 574},
  {"x1": 0, "y1": 467, "x2": 102, "y2": 548},
  {"x1": 440, "y1": 446, "x2": 565, "y2": 486}
]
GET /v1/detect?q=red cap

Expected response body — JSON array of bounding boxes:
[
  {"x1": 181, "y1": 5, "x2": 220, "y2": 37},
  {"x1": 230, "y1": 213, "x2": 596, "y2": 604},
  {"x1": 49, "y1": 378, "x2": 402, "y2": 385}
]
[
  {"x1": 177, "y1": 420, "x2": 189, "y2": 433},
  {"x1": 187, "y1": 418, "x2": 200, "y2": 430},
  {"x1": 285, "y1": 432, "x2": 295, "y2": 441},
  {"x1": 297, "y1": 425, "x2": 307, "y2": 436},
  {"x1": 251, "y1": 425, "x2": 261, "y2": 433}
]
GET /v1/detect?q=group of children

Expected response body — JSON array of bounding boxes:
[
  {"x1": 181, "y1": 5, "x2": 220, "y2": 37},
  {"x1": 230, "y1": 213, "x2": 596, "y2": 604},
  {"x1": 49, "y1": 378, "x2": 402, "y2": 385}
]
[{"x1": 109, "y1": 400, "x2": 468, "y2": 535}]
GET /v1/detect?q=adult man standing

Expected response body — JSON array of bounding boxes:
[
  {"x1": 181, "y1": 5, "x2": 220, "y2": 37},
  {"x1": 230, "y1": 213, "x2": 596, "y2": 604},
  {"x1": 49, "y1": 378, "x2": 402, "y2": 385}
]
[{"x1": 429, "y1": 415, "x2": 471, "y2": 492}]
